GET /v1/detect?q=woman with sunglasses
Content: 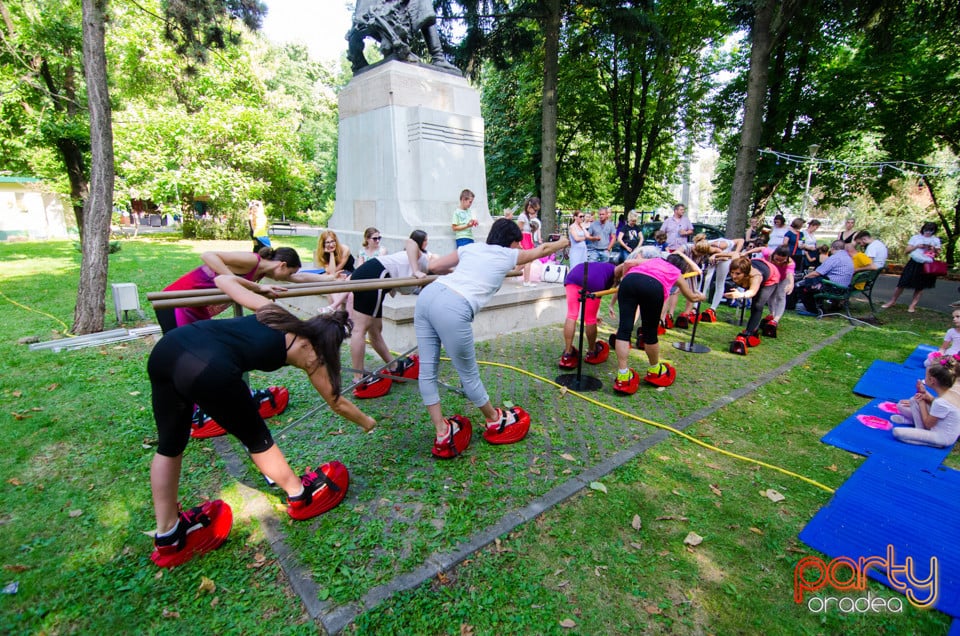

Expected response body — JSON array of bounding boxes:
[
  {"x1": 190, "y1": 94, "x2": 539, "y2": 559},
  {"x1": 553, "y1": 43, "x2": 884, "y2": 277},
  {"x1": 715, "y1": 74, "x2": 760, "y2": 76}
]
[
  {"x1": 355, "y1": 227, "x2": 389, "y2": 267},
  {"x1": 568, "y1": 211, "x2": 589, "y2": 269}
]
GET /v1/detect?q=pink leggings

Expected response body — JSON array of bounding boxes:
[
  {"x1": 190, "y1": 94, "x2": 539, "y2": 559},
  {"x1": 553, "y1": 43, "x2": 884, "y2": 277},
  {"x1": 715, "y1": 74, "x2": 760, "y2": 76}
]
[{"x1": 565, "y1": 284, "x2": 602, "y2": 324}]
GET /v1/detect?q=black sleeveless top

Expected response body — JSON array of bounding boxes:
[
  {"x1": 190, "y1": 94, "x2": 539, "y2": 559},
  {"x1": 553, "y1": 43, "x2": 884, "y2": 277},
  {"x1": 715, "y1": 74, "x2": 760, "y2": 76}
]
[{"x1": 164, "y1": 315, "x2": 287, "y2": 374}]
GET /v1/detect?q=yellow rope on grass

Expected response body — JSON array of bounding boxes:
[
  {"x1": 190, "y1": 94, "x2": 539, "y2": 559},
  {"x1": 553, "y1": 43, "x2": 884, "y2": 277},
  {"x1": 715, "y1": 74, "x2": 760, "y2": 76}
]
[
  {"x1": 473, "y1": 359, "x2": 837, "y2": 495},
  {"x1": 0, "y1": 290, "x2": 73, "y2": 336}
]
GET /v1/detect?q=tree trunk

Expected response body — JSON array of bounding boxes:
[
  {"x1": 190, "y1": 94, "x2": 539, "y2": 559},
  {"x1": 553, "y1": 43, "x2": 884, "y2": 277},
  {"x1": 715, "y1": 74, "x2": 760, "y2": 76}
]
[
  {"x1": 539, "y1": 0, "x2": 561, "y2": 236},
  {"x1": 73, "y1": 0, "x2": 114, "y2": 334},
  {"x1": 725, "y1": 0, "x2": 775, "y2": 239}
]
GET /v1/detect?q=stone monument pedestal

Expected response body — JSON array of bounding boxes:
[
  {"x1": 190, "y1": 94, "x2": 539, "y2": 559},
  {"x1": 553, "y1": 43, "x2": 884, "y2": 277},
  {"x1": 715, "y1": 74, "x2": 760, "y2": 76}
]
[{"x1": 329, "y1": 61, "x2": 490, "y2": 255}]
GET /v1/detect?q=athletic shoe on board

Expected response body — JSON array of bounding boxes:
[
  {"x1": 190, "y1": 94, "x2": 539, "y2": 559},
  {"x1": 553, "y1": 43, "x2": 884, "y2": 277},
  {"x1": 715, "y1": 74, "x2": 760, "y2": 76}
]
[
  {"x1": 644, "y1": 362, "x2": 677, "y2": 387},
  {"x1": 613, "y1": 369, "x2": 640, "y2": 395},
  {"x1": 190, "y1": 408, "x2": 226, "y2": 439},
  {"x1": 387, "y1": 355, "x2": 419, "y2": 380},
  {"x1": 353, "y1": 374, "x2": 392, "y2": 399},
  {"x1": 699, "y1": 308, "x2": 717, "y2": 323},
  {"x1": 483, "y1": 407, "x2": 531, "y2": 444},
  {"x1": 761, "y1": 319, "x2": 778, "y2": 338},
  {"x1": 286, "y1": 461, "x2": 349, "y2": 520},
  {"x1": 431, "y1": 415, "x2": 472, "y2": 459},
  {"x1": 729, "y1": 336, "x2": 748, "y2": 356},
  {"x1": 585, "y1": 341, "x2": 610, "y2": 364},
  {"x1": 151, "y1": 499, "x2": 233, "y2": 568},
  {"x1": 253, "y1": 386, "x2": 289, "y2": 419},
  {"x1": 558, "y1": 347, "x2": 579, "y2": 369}
]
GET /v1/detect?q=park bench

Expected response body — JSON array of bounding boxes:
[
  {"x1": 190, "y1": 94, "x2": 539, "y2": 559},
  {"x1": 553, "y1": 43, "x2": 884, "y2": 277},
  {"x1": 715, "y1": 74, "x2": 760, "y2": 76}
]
[
  {"x1": 813, "y1": 269, "x2": 881, "y2": 324},
  {"x1": 270, "y1": 222, "x2": 296, "y2": 235}
]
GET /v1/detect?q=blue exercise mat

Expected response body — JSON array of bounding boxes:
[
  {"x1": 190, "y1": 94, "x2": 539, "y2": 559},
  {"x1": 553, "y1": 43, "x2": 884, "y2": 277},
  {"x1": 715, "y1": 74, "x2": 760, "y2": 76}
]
[
  {"x1": 903, "y1": 344, "x2": 939, "y2": 370},
  {"x1": 820, "y1": 398, "x2": 954, "y2": 470},
  {"x1": 799, "y1": 457, "x2": 960, "y2": 619},
  {"x1": 853, "y1": 360, "x2": 925, "y2": 401}
]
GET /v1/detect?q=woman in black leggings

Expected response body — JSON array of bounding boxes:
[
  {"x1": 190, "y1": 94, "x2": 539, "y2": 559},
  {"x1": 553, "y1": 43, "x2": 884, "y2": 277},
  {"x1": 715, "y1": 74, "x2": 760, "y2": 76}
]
[{"x1": 148, "y1": 276, "x2": 376, "y2": 568}]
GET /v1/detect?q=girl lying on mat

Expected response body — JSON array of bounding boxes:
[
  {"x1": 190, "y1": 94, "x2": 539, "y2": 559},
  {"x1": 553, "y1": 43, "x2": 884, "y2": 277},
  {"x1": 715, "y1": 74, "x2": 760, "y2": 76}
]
[{"x1": 891, "y1": 357, "x2": 960, "y2": 448}]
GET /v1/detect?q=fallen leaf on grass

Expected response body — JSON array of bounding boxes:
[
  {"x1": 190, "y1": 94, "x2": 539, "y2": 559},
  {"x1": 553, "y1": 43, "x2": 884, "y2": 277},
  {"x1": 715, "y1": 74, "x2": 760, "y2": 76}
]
[
  {"x1": 198, "y1": 576, "x2": 216, "y2": 594},
  {"x1": 161, "y1": 609, "x2": 180, "y2": 619},
  {"x1": 561, "y1": 469, "x2": 572, "y2": 475},
  {"x1": 631, "y1": 515, "x2": 642, "y2": 531},
  {"x1": 560, "y1": 453, "x2": 576, "y2": 462},
  {"x1": 629, "y1": 542, "x2": 643, "y2": 550},
  {"x1": 709, "y1": 484, "x2": 722, "y2": 497},
  {"x1": 749, "y1": 527, "x2": 764, "y2": 535},
  {"x1": 644, "y1": 605, "x2": 662, "y2": 615},
  {"x1": 210, "y1": 596, "x2": 219, "y2": 608},
  {"x1": 8, "y1": 478, "x2": 22, "y2": 486},
  {"x1": 11, "y1": 391, "x2": 21, "y2": 398},
  {"x1": 437, "y1": 572, "x2": 450, "y2": 585},
  {"x1": 655, "y1": 515, "x2": 689, "y2": 522},
  {"x1": 10, "y1": 412, "x2": 30, "y2": 421},
  {"x1": 826, "y1": 464, "x2": 838, "y2": 472},
  {"x1": 460, "y1": 624, "x2": 475, "y2": 636},
  {"x1": 762, "y1": 489, "x2": 785, "y2": 503},
  {"x1": 68, "y1": 509, "x2": 83, "y2": 518},
  {"x1": 559, "y1": 619, "x2": 576, "y2": 628},
  {"x1": 589, "y1": 481, "x2": 607, "y2": 493},
  {"x1": 594, "y1": 565, "x2": 607, "y2": 577},
  {"x1": 129, "y1": 391, "x2": 141, "y2": 396},
  {"x1": 556, "y1": 580, "x2": 569, "y2": 588},
  {"x1": 705, "y1": 463, "x2": 724, "y2": 471},
  {"x1": 683, "y1": 532, "x2": 703, "y2": 547},
  {"x1": 3, "y1": 565, "x2": 29, "y2": 573},
  {"x1": 558, "y1": 386, "x2": 568, "y2": 397},
  {"x1": 248, "y1": 553, "x2": 269, "y2": 569},
  {"x1": 46, "y1": 384, "x2": 59, "y2": 391}
]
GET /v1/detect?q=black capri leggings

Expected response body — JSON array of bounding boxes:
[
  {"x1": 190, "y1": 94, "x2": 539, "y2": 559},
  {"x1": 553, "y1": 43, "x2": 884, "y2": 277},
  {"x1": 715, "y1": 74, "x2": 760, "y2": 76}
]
[
  {"x1": 745, "y1": 284, "x2": 777, "y2": 336},
  {"x1": 148, "y1": 337, "x2": 274, "y2": 457},
  {"x1": 616, "y1": 273, "x2": 665, "y2": 346}
]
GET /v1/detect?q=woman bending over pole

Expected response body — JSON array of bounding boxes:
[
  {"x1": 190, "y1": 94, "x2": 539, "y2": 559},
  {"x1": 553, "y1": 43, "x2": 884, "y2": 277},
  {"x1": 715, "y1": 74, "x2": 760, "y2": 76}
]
[{"x1": 147, "y1": 275, "x2": 375, "y2": 568}]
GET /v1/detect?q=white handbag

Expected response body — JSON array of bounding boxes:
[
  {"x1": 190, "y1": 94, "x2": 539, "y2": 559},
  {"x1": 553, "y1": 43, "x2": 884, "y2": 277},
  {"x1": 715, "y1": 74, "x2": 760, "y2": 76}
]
[{"x1": 541, "y1": 263, "x2": 569, "y2": 284}]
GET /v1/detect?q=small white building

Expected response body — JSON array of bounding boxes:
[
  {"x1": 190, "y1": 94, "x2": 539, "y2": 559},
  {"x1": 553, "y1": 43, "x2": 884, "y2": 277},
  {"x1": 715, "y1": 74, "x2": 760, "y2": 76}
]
[{"x1": 0, "y1": 176, "x2": 72, "y2": 241}]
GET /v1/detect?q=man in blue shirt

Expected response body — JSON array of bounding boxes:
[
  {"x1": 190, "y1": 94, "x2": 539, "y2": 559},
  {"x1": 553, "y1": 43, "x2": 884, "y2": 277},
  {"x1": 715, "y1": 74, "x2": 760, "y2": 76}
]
[
  {"x1": 586, "y1": 207, "x2": 617, "y2": 263},
  {"x1": 795, "y1": 240, "x2": 854, "y2": 315}
]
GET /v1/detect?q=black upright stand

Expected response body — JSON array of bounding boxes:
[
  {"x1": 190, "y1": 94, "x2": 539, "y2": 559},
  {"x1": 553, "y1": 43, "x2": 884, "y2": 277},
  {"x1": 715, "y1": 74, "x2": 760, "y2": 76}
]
[
  {"x1": 674, "y1": 269, "x2": 711, "y2": 354},
  {"x1": 556, "y1": 261, "x2": 602, "y2": 391}
]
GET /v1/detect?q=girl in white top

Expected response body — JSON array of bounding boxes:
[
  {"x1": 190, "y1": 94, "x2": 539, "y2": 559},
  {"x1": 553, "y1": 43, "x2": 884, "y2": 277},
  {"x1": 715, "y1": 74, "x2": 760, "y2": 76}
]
[
  {"x1": 415, "y1": 219, "x2": 569, "y2": 458},
  {"x1": 767, "y1": 215, "x2": 788, "y2": 250},
  {"x1": 892, "y1": 357, "x2": 960, "y2": 448},
  {"x1": 925, "y1": 309, "x2": 960, "y2": 367}
]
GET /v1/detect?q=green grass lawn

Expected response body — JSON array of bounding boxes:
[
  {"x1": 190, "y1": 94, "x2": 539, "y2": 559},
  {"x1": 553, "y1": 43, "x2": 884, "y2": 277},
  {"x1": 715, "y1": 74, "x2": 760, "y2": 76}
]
[{"x1": 0, "y1": 237, "x2": 953, "y2": 634}]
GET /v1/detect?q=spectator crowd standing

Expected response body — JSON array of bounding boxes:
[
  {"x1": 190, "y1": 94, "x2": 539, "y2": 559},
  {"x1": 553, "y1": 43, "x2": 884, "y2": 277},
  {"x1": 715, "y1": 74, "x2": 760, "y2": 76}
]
[{"x1": 151, "y1": 189, "x2": 956, "y2": 569}]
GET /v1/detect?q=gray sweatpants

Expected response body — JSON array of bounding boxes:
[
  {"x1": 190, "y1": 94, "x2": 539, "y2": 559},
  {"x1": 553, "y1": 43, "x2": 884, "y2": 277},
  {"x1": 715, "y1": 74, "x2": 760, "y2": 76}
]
[{"x1": 414, "y1": 283, "x2": 489, "y2": 408}]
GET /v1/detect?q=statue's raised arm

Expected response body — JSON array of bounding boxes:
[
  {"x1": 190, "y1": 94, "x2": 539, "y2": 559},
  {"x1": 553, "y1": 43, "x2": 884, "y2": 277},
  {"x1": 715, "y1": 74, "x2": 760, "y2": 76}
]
[{"x1": 346, "y1": 0, "x2": 460, "y2": 75}]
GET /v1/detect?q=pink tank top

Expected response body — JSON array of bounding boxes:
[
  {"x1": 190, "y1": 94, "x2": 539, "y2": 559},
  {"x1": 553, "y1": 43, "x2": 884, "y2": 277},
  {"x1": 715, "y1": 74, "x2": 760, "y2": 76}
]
[{"x1": 627, "y1": 258, "x2": 682, "y2": 303}]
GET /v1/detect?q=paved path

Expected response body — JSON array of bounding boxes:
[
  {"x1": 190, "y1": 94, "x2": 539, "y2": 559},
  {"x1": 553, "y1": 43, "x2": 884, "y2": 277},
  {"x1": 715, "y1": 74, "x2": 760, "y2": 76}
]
[{"x1": 873, "y1": 273, "x2": 956, "y2": 314}]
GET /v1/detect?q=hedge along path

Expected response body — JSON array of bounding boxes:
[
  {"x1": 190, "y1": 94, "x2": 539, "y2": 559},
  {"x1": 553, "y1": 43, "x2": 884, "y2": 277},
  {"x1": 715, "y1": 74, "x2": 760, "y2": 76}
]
[{"x1": 194, "y1": 285, "x2": 851, "y2": 635}]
